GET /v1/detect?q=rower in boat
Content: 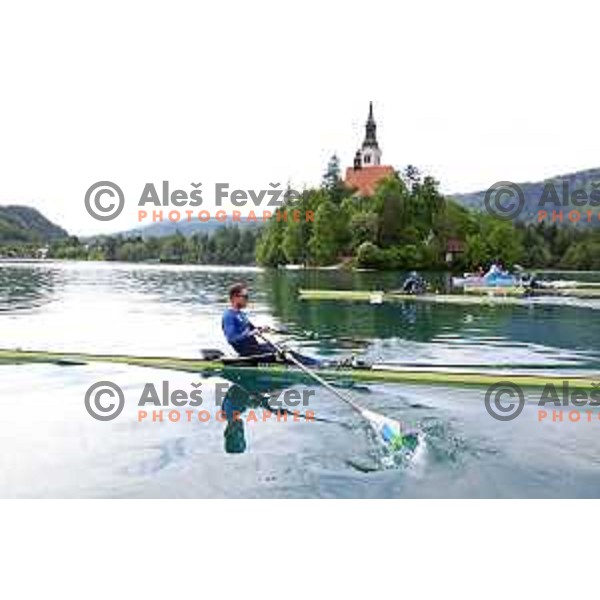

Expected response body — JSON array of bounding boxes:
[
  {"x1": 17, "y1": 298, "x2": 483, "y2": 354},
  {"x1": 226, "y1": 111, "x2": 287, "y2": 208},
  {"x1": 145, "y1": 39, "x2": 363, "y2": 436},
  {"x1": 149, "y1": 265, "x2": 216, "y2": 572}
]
[{"x1": 222, "y1": 283, "x2": 320, "y2": 366}]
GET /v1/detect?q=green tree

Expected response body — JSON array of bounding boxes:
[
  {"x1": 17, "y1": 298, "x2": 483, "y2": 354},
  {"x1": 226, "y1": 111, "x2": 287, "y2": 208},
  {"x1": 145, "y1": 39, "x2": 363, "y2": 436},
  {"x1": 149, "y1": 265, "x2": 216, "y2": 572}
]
[
  {"x1": 464, "y1": 233, "x2": 487, "y2": 267},
  {"x1": 256, "y1": 217, "x2": 287, "y2": 266},
  {"x1": 322, "y1": 154, "x2": 341, "y2": 190},
  {"x1": 322, "y1": 154, "x2": 349, "y2": 205},
  {"x1": 373, "y1": 175, "x2": 409, "y2": 247},
  {"x1": 309, "y1": 201, "x2": 341, "y2": 265},
  {"x1": 160, "y1": 232, "x2": 186, "y2": 263},
  {"x1": 356, "y1": 241, "x2": 384, "y2": 268},
  {"x1": 348, "y1": 211, "x2": 378, "y2": 250},
  {"x1": 282, "y1": 217, "x2": 307, "y2": 264}
]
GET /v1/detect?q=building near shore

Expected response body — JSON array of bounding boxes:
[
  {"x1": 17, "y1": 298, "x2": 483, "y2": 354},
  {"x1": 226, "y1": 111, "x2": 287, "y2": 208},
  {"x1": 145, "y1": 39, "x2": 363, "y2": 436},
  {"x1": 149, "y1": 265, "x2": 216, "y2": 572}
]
[
  {"x1": 445, "y1": 238, "x2": 465, "y2": 264},
  {"x1": 345, "y1": 102, "x2": 395, "y2": 196}
]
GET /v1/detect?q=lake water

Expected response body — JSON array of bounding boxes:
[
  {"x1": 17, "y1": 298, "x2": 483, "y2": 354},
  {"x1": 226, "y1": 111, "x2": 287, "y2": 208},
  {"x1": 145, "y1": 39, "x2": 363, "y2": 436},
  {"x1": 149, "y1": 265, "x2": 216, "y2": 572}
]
[{"x1": 1, "y1": 261, "x2": 600, "y2": 498}]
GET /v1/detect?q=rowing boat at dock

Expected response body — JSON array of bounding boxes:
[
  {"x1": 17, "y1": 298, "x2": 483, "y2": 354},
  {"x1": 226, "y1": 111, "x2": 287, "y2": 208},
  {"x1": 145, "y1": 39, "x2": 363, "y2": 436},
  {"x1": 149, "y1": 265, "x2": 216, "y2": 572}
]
[{"x1": 298, "y1": 288, "x2": 600, "y2": 306}]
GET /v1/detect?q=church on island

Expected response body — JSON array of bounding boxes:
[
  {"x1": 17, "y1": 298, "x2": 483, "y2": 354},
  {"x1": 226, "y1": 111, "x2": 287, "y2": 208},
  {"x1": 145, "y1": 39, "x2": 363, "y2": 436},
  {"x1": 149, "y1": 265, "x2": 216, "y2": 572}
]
[
  {"x1": 344, "y1": 103, "x2": 464, "y2": 264},
  {"x1": 345, "y1": 102, "x2": 395, "y2": 196}
]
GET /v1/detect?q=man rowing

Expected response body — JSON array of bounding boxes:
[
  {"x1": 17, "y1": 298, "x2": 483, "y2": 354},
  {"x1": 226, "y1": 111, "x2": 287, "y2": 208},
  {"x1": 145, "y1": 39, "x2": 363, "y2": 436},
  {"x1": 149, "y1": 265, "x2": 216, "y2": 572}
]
[{"x1": 222, "y1": 283, "x2": 320, "y2": 366}]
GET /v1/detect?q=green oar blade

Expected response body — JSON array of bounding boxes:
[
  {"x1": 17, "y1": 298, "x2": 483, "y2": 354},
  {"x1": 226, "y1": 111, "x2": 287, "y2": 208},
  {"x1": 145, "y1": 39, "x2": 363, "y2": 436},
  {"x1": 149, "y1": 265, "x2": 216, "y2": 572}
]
[{"x1": 361, "y1": 408, "x2": 409, "y2": 449}]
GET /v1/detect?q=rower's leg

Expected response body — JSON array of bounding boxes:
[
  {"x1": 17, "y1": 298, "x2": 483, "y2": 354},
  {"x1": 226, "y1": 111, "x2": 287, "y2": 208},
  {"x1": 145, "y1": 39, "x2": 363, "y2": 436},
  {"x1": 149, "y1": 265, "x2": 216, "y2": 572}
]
[
  {"x1": 254, "y1": 342, "x2": 279, "y2": 363},
  {"x1": 285, "y1": 350, "x2": 322, "y2": 367}
]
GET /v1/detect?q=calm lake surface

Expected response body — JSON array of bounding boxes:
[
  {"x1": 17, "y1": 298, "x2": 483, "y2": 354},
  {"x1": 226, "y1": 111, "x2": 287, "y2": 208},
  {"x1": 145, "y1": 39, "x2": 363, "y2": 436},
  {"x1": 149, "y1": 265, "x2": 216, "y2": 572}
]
[{"x1": 1, "y1": 261, "x2": 600, "y2": 498}]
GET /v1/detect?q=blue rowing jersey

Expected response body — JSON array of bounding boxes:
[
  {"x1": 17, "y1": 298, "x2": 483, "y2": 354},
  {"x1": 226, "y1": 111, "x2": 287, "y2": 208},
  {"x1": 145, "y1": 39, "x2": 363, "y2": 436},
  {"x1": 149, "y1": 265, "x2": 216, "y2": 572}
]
[{"x1": 222, "y1": 308, "x2": 254, "y2": 350}]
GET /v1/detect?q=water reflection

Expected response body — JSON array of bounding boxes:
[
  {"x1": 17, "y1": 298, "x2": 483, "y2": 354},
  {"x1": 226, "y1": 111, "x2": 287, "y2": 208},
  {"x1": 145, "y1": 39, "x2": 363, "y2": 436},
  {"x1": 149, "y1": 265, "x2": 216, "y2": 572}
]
[
  {"x1": 1, "y1": 261, "x2": 599, "y2": 367},
  {"x1": 0, "y1": 264, "x2": 60, "y2": 312},
  {"x1": 219, "y1": 369, "x2": 313, "y2": 454},
  {"x1": 222, "y1": 384, "x2": 254, "y2": 454},
  {"x1": 258, "y1": 269, "x2": 600, "y2": 366}
]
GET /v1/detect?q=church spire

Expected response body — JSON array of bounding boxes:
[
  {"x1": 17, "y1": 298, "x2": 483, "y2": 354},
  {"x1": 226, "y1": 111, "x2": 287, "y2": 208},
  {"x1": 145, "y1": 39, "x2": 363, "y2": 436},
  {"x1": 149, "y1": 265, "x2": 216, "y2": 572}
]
[
  {"x1": 363, "y1": 102, "x2": 379, "y2": 149},
  {"x1": 360, "y1": 102, "x2": 381, "y2": 166},
  {"x1": 345, "y1": 102, "x2": 394, "y2": 195}
]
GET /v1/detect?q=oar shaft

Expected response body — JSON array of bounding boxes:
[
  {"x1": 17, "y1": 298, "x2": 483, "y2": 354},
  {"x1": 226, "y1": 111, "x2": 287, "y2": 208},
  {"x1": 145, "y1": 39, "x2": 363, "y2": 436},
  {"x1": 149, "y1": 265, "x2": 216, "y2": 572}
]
[
  {"x1": 256, "y1": 332, "x2": 409, "y2": 450},
  {"x1": 257, "y1": 333, "x2": 363, "y2": 414},
  {"x1": 285, "y1": 353, "x2": 363, "y2": 413}
]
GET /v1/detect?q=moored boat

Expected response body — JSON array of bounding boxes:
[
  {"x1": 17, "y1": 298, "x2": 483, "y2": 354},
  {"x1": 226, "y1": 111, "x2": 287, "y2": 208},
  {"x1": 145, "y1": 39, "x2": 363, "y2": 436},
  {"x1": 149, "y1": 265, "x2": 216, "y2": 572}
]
[
  {"x1": 298, "y1": 287, "x2": 600, "y2": 306},
  {"x1": 452, "y1": 273, "x2": 520, "y2": 288}
]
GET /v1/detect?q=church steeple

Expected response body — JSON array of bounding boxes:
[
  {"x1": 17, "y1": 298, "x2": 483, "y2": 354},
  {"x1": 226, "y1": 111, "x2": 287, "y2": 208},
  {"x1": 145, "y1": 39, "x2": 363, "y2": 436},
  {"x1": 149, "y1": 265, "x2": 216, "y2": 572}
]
[
  {"x1": 363, "y1": 102, "x2": 379, "y2": 149},
  {"x1": 345, "y1": 102, "x2": 394, "y2": 196},
  {"x1": 360, "y1": 102, "x2": 381, "y2": 166}
]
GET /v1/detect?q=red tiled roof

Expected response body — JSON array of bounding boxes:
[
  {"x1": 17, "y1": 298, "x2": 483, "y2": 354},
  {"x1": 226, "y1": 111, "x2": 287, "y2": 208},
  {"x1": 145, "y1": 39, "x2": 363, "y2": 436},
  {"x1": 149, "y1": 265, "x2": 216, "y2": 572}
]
[{"x1": 345, "y1": 166, "x2": 395, "y2": 197}]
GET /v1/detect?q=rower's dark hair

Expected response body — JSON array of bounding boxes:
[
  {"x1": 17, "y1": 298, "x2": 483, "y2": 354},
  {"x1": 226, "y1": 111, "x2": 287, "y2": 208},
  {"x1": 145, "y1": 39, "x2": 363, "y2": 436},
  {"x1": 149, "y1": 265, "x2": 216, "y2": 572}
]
[{"x1": 229, "y1": 283, "x2": 248, "y2": 300}]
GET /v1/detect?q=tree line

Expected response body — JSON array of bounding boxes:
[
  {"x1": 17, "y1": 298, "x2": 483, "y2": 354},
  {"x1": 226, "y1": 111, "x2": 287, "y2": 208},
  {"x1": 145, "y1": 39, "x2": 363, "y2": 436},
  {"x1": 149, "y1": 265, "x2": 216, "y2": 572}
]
[
  {"x1": 3, "y1": 157, "x2": 600, "y2": 270},
  {"x1": 47, "y1": 227, "x2": 260, "y2": 264}
]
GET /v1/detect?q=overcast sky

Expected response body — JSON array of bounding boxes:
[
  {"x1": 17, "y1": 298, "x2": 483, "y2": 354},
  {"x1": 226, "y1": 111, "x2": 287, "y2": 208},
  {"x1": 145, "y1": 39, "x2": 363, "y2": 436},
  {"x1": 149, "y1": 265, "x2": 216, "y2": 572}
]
[{"x1": 1, "y1": 0, "x2": 598, "y2": 235}]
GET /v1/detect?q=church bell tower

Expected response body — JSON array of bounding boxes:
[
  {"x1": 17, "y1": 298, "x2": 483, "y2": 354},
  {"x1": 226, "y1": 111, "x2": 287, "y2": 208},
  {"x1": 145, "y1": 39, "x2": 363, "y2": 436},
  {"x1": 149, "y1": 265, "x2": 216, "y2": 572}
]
[
  {"x1": 360, "y1": 102, "x2": 382, "y2": 167},
  {"x1": 345, "y1": 102, "x2": 394, "y2": 196}
]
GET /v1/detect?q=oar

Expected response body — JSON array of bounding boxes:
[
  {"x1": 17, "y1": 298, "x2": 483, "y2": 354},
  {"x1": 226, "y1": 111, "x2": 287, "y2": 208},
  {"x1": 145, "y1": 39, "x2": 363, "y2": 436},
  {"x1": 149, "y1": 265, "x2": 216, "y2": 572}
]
[{"x1": 257, "y1": 332, "x2": 412, "y2": 450}]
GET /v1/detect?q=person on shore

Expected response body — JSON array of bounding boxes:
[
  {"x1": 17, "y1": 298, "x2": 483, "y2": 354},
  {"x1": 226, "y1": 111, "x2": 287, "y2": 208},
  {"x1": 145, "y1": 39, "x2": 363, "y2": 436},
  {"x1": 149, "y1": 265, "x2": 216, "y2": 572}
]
[
  {"x1": 402, "y1": 271, "x2": 427, "y2": 295},
  {"x1": 485, "y1": 261, "x2": 501, "y2": 278}
]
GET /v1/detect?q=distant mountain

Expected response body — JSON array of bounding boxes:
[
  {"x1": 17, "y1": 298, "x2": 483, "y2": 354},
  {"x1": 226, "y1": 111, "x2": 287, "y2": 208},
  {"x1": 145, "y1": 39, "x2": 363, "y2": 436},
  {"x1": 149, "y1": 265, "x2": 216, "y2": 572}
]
[
  {"x1": 0, "y1": 205, "x2": 69, "y2": 244},
  {"x1": 451, "y1": 168, "x2": 600, "y2": 226},
  {"x1": 117, "y1": 215, "x2": 261, "y2": 239}
]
